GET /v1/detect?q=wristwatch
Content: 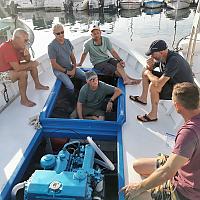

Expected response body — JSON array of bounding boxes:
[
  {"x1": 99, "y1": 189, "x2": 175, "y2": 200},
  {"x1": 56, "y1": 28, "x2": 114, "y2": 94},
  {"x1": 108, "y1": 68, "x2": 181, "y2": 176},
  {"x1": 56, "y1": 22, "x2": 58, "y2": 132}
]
[
  {"x1": 118, "y1": 58, "x2": 123, "y2": 62},
  {"x1": 109, "y1": 99, "x2": 114, "y2": 103},
  {"x1": 64, "y1": 68, "x2": 68, "y2": 74}
]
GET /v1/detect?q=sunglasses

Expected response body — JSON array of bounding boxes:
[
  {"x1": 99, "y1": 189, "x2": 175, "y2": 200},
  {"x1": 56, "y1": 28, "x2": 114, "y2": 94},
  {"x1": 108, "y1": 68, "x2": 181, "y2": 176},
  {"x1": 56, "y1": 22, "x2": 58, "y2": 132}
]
[{"x1": 55, "y1": 31, "x2": 64, "y2": 36}]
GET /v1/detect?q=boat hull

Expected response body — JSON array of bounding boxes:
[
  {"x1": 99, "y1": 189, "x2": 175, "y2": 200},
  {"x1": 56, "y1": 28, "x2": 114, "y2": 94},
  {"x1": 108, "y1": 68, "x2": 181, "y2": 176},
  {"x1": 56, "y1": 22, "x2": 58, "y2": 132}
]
[{"x1": 120, "y1": 2, "x2": 141, "y2": 9}]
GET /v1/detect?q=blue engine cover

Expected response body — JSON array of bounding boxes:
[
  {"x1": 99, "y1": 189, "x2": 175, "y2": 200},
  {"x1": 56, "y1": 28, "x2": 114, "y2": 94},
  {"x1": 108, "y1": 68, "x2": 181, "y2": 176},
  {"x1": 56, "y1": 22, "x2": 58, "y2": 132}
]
[
  {"x1": 24, "y1": 143, "x2": 103, "y2": 200},
  {"x1": 24, "y1": 170, "x2": 91, "y2": 200}
]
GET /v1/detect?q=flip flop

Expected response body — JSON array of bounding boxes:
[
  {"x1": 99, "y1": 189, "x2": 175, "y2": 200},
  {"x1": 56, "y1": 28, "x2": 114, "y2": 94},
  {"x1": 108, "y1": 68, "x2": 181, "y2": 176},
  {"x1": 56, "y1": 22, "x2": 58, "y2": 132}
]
[
  {"x1": 129, "y1": 95, "x2": 147, "y2": 105},
  {"x1": 137, "y1": 114, "x2": 158, "y2": 122}
]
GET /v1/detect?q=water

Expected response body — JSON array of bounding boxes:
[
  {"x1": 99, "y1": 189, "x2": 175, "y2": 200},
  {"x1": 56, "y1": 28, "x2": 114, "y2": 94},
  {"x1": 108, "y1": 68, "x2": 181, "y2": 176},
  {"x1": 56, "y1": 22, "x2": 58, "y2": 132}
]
[{"x1": 16, "y1": 7, "x2": 196, "y2": 58}]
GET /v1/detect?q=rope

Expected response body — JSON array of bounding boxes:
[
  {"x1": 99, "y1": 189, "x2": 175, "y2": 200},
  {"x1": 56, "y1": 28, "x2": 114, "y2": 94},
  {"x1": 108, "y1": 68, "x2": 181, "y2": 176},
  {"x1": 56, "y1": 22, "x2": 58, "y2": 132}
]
[{"x1": 2, "y1": 83, "x2": 9, "y2": 103}]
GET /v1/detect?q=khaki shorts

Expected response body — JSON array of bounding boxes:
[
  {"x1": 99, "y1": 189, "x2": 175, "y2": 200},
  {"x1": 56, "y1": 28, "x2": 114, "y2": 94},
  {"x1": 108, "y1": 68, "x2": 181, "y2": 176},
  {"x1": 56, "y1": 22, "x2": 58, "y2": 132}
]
[
  {"x1": 0, "y1": 71, "x2": 11, "y2": 83},
  {"x1": 151, "y1": 154, "x2": 188, "y2": 200}
]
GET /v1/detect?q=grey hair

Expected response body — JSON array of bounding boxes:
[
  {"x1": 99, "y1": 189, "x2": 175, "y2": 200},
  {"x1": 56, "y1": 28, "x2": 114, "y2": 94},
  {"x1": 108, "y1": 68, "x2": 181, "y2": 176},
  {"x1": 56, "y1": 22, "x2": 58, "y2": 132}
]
[
  {"x1": 12, "y1": 28, "x2": 28, "y2": 39},
  {"x1": 53, "y1": 24, "x2": 64, "y2": 32}
]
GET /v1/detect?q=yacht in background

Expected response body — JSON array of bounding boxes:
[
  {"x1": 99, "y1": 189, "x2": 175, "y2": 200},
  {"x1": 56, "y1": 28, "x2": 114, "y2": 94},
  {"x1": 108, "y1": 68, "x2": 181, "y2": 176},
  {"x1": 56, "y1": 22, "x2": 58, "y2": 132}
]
[
  {"x1": 119, "y1": 0, "x2": 141, "y2": 10},
  {"x1": 167, "y1": 0, "x2": 191, "y2": 9},
  {"x1": 63, "y1": 0, "x2": 88, "y2": 11},
  {"x1": 44, "y1": 0, "x2": 64, "y2": 11},
  {"x1": 143, "y1": 0, "x2": 164, "y2": 8}
]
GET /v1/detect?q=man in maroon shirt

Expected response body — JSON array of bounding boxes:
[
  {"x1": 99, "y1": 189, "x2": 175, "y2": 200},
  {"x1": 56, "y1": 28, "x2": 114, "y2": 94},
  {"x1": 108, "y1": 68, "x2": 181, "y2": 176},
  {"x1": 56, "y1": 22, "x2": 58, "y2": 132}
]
[
  {"x1": 121, "y1": 82, "x2": 200, "y2": 200},
  {"x1": 0, "y1": 28, "x2": 49, "y2": 107}
]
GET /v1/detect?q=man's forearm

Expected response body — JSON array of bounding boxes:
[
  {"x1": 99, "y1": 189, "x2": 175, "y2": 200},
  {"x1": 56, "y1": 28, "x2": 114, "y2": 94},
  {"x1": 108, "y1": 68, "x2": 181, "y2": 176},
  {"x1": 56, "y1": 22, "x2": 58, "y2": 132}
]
[
  {"x1": 79, "y1": 53, "x2": 87, "y2": 65},
  {"x1": 110, "y1": 88, "x2": 122, "y2": 101},
  {"x1": 141, "y1": 166, "x2": 173, "y2": 191},
  {"x1": 111, "y1": 50, "x2": 121, "y2": 61},
  {"x1": 70, "y1": 53, "x2": 76, "y2": 68},
  {"x1": 77, "y1": 103, "x2": 83, "y2": 119}
]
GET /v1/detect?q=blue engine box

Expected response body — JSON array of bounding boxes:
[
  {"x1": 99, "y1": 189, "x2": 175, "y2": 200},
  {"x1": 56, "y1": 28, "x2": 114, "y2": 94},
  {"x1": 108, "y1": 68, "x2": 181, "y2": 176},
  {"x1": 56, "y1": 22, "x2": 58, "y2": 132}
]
[{"x1": 24, "y1": 170, "x2": 90, "y2": 200}]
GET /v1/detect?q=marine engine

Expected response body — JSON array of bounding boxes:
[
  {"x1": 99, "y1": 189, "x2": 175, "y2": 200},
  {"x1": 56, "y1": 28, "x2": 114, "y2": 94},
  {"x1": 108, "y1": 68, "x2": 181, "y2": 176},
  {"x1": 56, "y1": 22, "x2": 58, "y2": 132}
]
[{"x1": 12, "y1": 137, "x2": 115, "y2": 200}]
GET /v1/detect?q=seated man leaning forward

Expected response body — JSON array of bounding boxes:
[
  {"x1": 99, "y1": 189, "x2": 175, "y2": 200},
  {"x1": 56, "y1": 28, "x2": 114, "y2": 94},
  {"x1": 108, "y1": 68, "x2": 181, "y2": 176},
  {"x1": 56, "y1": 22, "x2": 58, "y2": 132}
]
[
  {"x1": 0, "y1": 28, "x2": 49, "y2": 107},
  {"x1": 78, "y1": 26, "x2": 140, "y2": 85},
  {"x1": 48, "y1": 24, "x2": 86, "y2": 94},
  {"x1": 76, "y1": 71, "x2": 122, "y2": 120},
  {"x1": 129, "y1": 40, "x2": 194, "y2": 122},
  {"x1": 121, "y1": 82, "x2": 200, "y2": 200}
]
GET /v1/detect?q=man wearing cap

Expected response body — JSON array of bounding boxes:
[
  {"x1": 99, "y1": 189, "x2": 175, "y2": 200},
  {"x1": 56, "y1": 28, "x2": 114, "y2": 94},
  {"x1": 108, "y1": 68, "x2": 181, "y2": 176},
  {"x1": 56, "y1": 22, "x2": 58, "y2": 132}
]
[
  {"x1": 129, "y1": 40, "x2": 194, "y2": 122},
  {"x1": 48, "y1": 24, "x2": 86, "y2": 94},
  {"x1": 74, "y1": 71, "x2": 121, "y2": 120},
  {"x1": 77, "y1": 26, "x2": 140, "y2": 85}
]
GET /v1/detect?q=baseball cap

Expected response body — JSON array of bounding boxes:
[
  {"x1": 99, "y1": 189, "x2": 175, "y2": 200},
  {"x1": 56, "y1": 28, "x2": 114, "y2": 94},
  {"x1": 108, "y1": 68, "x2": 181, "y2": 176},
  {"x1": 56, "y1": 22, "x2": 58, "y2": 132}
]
[
  {"x1": 145, "y1": 40, "x2": 168, "y2": 56},
  {"x1": 90, "y1": 25, "x2": 101, "y2": 33},
  {"x1": 85, "y1": 71, "x2": 98, "y2": 81}
]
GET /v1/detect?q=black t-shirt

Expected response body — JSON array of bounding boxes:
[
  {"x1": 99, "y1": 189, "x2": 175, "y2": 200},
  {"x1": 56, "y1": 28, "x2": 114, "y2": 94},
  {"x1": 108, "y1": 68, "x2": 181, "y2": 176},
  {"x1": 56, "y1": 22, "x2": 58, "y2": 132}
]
[{"x1": 161, "y1": 50, "x2": 194, "y2": 84}]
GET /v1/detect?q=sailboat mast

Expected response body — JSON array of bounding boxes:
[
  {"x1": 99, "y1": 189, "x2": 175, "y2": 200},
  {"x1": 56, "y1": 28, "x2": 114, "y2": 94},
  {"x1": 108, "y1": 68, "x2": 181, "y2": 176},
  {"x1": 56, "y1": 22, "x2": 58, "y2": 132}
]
[{"x1": 186, "y1": 1, "x2": 200, "y2": 66}]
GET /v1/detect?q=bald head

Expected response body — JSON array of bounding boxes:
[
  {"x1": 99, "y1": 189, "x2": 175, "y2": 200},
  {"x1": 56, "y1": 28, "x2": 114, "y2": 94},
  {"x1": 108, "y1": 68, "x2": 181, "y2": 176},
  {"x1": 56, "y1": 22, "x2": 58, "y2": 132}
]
[
  {"x1": 12, "y1": 28, "x2": 28, "y2": 40},
  {"x1": 12, "y1": 28, "x2": 29, "y2": 50}
]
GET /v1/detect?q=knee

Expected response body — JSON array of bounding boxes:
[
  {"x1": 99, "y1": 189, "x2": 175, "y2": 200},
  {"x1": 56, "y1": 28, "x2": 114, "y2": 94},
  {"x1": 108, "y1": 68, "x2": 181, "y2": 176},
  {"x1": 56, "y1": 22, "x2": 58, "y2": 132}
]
[
  {"x1": 133, "y1": 160, "x2": 143, "y2": 174},
  {"x1": 149, "y1": 83, "x2": 158, "y2": 94},
  {"x1": 67, "y1": 84, "x2": 74, "y2": 94},
  {"x1": 19, "y1": 71, "x2": 28, "y2": 80}
]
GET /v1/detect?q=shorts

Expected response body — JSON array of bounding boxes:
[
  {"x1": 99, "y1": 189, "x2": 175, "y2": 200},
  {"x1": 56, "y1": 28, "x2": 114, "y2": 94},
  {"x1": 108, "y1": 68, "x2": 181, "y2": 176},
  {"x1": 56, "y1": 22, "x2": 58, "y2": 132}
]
[
  {"x1": 152, "y1": 71, "x2": 174, "y2": 100},
  {"x1": 94, "y1": 58, "x2": 119, "y2": 76},
  {"x1": 151, "y1": 154, "x2": 189, "y2": 200},
  {"x1": 0, "y1": 71, "x2": 11, "y2": 83}
]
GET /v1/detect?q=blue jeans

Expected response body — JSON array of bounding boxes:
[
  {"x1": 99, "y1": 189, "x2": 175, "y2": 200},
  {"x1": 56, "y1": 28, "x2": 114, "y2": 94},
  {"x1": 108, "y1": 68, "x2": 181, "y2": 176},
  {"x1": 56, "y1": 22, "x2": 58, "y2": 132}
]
[{"x1": 53, "y1": 68, "x2": 86, "y2": 93}]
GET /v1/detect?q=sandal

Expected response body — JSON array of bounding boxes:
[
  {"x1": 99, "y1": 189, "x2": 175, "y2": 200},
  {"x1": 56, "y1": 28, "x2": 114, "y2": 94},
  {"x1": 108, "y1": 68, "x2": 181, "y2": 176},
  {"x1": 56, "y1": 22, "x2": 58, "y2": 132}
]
[
  {"x1": 137, "y1": 114, "x2": 157, "y2": 122},
  {"x1": 129, "y1": 95, "x2": 147, "y2": 105}
]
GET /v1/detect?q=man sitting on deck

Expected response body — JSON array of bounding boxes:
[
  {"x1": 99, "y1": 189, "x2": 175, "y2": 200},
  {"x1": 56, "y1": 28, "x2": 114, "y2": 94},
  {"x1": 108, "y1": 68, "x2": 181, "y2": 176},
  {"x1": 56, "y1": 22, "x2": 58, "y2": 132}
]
[
  {"x1": 48, "y1": 24, "x2": 86, "y2": 95},
  {"x1": 129, "y1": 40, "x2": 194, "y2": 122},
  {"x1": 73, "y1": 71, "x2": 122, "y2": 120},
  {"x1": 77, "y1": 25, "x2": 141, "y2": 85},
  {"x1": 0, "y1": 28, "x2": 49, "y2": 107},
  {"x1": 121, "y1": 82, "x2": 200, "y2": 200}
]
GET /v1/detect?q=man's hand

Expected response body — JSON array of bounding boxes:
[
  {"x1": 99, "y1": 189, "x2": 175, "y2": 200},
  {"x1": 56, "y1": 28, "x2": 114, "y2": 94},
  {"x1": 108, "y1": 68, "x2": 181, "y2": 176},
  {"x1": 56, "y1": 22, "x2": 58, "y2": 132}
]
[
  {"x1": 119, "y1": 60, "x2": 125, "y2": 67},
  {"x1": 106, "y1": 101, "x2": 113, "y2": 112},
  {"x1": 144, "y1": 69, "x2": 151, "y2": 77},
  {"x1": 24, "y1": 48, "x2": 30, "y2": 57},
  {"x1": 67, "y1": 67, "x2": 76, "y2": 78},
  {"x1": 119, "y1": 183, "x2": 144, "y2": 200},
  {"x1": 77, "y1": 63, "x2": 82, "y2": 67},
  {"x1": 146, "y1": 57, "x2": 155, "y2": 71}
]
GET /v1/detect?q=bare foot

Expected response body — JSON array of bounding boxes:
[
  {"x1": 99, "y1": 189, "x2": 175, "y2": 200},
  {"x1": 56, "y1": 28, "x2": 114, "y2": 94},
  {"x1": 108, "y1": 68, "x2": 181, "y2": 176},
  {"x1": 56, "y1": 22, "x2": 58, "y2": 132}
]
[
  {"x1": 124, "y1": 79, "x2": 141, "y2": 85},
  {"x1": 21, "y1": 100, "x2": 36, "y2": 107},
  {"x1": 35, "y1": 84, "x2": 49, "y2": 90}
]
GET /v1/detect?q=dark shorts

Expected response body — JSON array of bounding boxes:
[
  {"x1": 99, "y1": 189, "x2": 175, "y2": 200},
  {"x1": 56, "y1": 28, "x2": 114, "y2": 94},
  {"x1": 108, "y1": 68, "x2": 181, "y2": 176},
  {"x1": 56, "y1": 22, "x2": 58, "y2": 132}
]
[
  {"x1": 152, "y1": 71, "x2": 174, "y2": 100},
  {"x1": 151, "y1": 154, "x2": 189, "y2": 200},
  {"x1": 94, "y1": 58, "x2": 119, "y2": 76}
]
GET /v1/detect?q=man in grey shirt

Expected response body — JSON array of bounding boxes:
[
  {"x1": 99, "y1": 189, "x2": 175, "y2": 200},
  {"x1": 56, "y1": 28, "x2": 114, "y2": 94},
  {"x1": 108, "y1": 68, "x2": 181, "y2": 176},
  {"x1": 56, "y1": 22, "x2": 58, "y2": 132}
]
[
  {"x1": 78, "y1": 26, "x2": 141, "y2": 85},
  {"x1": 76, "y1": 71, "x2": 122, "y2": 120},
  {"x1": 48, "y1": 24, "x2": 85, "y2": 94}
]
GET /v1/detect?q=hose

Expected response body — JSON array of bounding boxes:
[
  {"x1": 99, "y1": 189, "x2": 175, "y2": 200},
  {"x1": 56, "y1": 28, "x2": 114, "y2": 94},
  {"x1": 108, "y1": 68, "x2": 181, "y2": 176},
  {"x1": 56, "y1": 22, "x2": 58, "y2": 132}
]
[{"x1": 11, "y1": 181, "x2": 26, "y2": 200}]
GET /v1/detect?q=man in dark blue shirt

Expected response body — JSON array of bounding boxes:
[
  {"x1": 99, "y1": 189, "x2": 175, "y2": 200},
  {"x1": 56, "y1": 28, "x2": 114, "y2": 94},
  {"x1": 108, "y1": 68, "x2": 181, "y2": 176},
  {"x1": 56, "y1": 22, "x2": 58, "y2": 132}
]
[{"x1": 129, "y1": 40, "x2": 194, "y2": 122}]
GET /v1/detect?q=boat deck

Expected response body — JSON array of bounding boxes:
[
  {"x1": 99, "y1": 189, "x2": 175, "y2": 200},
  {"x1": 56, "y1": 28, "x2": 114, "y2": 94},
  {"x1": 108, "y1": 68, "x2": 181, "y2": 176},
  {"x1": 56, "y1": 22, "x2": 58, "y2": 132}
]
[{"x1": 0, "y1": 54, "x2": 56, "y2": 199}]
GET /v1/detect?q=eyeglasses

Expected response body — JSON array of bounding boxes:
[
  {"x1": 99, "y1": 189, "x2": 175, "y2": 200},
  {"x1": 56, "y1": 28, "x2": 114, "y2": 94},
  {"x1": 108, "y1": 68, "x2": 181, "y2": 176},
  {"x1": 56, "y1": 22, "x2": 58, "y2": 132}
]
[{"x1": 55, "y1": 31, "x2": 64, "y2": 36}]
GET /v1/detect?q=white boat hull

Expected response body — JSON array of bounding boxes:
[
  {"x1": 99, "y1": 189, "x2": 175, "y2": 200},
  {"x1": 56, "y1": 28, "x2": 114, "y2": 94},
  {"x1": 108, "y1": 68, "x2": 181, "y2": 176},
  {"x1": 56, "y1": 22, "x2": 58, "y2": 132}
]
[
  {"x1": 167, "y1": 0, "x2": 191, "y2": 9},
  {"x1": 120, "y1": 1, "x2": 141, "y2": 9}
]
